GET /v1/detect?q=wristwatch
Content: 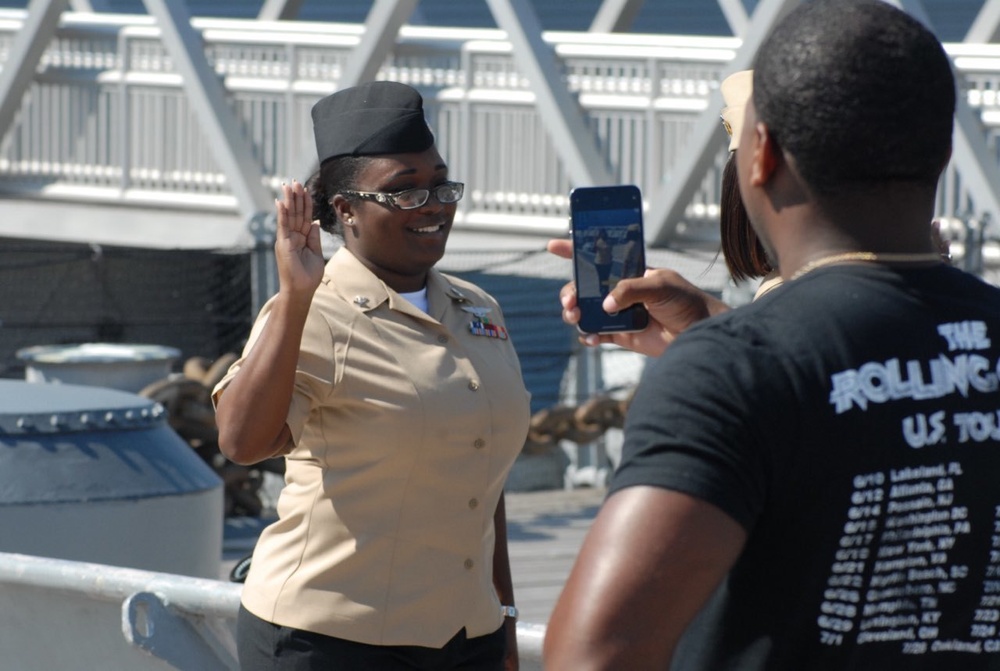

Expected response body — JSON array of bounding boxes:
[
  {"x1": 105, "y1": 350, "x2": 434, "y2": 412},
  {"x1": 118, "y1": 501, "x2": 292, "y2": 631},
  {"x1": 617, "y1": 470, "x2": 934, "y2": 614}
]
[{"x1": 501, "y1": 605, "x2": 519, "y2": 619}]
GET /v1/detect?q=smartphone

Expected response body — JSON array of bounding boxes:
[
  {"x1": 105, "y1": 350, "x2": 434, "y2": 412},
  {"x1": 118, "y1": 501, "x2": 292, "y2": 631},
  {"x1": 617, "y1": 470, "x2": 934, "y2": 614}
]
[{"x1": 569, "y1": 185, "x2": 649, "y2": 334}]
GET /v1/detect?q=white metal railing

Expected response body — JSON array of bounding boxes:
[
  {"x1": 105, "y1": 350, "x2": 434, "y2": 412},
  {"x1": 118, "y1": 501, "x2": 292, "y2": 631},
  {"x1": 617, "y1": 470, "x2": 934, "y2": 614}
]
[
  {"x1": 0, "y1": 551, "x2": 241, "y2": 670},
  {"x1": 0, "y1": 551, "x2": 546, "y2": 670},
  {"x1": 0, "y1": 9, "x2": 998, "y2": 246}
]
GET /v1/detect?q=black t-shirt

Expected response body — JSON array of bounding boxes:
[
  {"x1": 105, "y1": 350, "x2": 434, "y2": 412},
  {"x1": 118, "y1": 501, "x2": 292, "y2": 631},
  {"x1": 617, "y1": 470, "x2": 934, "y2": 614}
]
[{"x1": 613, "y1": 264, "x2": 1000, "y2": 670}]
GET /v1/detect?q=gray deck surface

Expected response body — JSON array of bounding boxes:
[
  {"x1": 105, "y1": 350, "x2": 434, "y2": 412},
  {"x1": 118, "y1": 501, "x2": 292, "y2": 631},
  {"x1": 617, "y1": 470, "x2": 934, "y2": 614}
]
[{"x1": 503, "y1": 487, "x2": 606, "y2": 625}]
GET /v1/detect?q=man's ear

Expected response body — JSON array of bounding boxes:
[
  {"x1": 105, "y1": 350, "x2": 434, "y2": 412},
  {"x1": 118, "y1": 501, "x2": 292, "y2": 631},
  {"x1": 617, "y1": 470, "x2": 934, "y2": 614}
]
[{"x1": 747, "y1": 122, "x2": 779, "y2": 188}]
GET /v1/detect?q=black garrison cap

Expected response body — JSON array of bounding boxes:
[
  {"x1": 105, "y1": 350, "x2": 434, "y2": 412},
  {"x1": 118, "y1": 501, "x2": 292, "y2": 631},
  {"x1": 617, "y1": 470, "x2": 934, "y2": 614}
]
[{"x1": 311, "y1": 81, "x2": 435, "y2": 164}]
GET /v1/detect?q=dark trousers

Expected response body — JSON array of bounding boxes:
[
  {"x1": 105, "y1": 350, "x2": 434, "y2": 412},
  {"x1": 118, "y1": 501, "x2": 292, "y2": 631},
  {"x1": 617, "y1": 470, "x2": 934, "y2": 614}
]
[{"x1": 237, "y1": 605, "x2": 506, "y2": 670}]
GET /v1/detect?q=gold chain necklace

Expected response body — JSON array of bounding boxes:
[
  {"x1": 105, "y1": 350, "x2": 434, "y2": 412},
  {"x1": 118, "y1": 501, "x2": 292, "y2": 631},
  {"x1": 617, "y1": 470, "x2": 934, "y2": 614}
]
[{"x1": 790, "y1": 251, "x2": 943, "y2": 281}]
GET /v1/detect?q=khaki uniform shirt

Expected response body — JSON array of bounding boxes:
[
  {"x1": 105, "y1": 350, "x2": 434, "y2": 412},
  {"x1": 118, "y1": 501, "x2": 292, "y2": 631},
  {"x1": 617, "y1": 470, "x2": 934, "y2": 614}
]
[
  {"x1": 754, "y1": 270, "x2": 784, "y2": 300},
  {"x1": 214, "y1": 248, "x2": 531, "y2": 647}
]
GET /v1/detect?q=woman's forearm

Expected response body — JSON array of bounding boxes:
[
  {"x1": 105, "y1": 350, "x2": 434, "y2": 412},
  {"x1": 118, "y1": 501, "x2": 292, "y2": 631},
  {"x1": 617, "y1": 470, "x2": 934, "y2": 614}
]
[{"x1": 215, "y1": 292, "x2": 312, "y2": 465}]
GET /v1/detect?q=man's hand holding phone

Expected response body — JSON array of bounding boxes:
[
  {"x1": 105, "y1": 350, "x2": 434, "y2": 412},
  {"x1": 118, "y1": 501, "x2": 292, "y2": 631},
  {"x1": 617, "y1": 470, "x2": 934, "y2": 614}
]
[{"x1": 548, "y1": 239, "x2": 730, "y2": 358}]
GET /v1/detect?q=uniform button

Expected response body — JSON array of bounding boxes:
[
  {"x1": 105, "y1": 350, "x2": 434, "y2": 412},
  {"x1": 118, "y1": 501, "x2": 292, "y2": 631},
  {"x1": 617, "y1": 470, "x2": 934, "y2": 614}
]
[
  {"x1": 464, "y1": 558, "x2": 474, "y2": 570},
  {"x1": 437, "y1": 334, "x2": 449, "y2": 344},
  {"x1": 469, "y1": 498, "x2": 479, "y2": 509},
  {"x1": 468, "y1": 380, "x2": 480, "y2": 391},
  {"x1": 473, "y1": 438, "x2": 486, "y2": 449}
]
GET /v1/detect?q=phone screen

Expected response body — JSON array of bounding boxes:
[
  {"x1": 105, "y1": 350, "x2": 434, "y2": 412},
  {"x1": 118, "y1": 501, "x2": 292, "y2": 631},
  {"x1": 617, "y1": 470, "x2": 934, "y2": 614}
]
[{"x1": 570, "y1": 185, "x2": 649, "y2": 334}]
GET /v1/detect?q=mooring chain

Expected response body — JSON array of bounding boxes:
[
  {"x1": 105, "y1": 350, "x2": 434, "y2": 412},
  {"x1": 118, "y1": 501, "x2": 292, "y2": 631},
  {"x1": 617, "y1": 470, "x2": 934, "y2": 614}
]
[{"x1": 524, "y1": 391, "x2": 634, "y2": 454}]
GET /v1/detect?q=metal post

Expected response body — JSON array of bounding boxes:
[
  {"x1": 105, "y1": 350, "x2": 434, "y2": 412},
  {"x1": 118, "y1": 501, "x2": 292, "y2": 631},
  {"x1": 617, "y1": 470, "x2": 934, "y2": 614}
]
[
  {"x1": 123, "y1": 591, "x2": 239, "y2": 670},
  {"x1": 567, "y1": 344, "x2": 607, "y2": 489},
  {"x1": 963, "y1": 215, "x2": 986, "y2": 275},
  {"x1": 118, "y1": 28, "x2": 132, "y2": 192},
  {"x1": 249, "y1": 212, "x2": 278, "y2": 314}
]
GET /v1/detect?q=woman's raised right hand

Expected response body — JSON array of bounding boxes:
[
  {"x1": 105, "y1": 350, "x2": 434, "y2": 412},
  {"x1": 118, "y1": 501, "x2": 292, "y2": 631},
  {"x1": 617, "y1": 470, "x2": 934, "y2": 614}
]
[{"x1": 274, "y1": 181, "x2": 325, "y2": 300}]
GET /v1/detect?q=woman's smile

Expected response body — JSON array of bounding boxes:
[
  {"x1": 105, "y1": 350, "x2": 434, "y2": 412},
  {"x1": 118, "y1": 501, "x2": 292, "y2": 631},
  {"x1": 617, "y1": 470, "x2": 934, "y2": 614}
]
[{"x1": 411, "y1": 222, "x2": 446, "y2": 234}]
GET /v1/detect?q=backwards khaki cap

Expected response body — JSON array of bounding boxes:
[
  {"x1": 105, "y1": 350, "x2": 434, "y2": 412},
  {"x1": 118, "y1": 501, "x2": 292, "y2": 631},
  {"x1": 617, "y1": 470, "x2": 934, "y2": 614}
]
[{"x1": 720, "y1": 70, "x2": 753, "y2": 152}]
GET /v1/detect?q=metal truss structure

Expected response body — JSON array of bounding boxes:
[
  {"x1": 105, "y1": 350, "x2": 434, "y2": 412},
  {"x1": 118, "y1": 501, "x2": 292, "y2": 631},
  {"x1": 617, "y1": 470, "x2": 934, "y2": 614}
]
[{"x1": 1, "y1": 0, "x2": 998, "y2": 249}]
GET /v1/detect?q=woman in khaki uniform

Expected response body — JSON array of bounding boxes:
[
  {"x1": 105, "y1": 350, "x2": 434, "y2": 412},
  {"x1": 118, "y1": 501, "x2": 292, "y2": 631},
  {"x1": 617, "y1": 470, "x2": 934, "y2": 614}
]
[
  {"x1": 214, "y1": 81, "x2": 530, "y2": 670},
  {"x1": 717, "y1": 70, "x2": 782, "y2": 300}
]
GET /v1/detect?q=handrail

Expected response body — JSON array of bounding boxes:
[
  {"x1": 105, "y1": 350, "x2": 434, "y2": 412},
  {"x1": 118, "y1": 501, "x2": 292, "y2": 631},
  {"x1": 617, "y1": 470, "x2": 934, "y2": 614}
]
[
  {"x1": 0, "y1": 551, "x2": 241, "y2": 615},
  {"x1": 0, "y1": 551, "x2": 546, "y2": 668},
  {"x1": 0, "y1": 551, "x2": 242, "y2": 670}
]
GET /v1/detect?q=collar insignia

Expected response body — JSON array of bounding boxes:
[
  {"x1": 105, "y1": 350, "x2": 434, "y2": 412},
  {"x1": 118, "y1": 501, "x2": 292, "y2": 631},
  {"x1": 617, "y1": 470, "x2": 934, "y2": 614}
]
[
  {"x1": 446, "y1": 287, "x2": 469, "y2": 303},
  {"x1": 461, "y1": 306, "x2": 492, "y2": 319}
]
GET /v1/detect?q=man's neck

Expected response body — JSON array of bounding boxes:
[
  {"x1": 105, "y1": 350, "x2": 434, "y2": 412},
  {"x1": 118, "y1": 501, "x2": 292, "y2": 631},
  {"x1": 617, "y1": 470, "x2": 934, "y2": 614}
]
[{"x1": 772, "y1": 185, "x2": 939, "y2": 280}]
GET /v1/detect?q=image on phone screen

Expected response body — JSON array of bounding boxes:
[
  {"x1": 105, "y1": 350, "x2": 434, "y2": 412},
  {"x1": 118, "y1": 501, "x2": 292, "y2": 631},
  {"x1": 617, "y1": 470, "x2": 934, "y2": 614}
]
[{"x1": 570, "y1": 185, "x2": 648, "y2": 334}]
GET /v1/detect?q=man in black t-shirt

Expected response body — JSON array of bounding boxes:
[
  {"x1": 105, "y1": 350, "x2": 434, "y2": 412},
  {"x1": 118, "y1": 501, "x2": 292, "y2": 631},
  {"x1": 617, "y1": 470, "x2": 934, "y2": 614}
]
[{"x1": 544, "y1": 2, "x2": 1000, "y2": 669}]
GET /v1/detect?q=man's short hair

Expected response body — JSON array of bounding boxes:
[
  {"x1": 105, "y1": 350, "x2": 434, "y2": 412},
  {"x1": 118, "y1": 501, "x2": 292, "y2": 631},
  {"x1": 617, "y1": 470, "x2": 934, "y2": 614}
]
[{"x1": 752, "y1": 0, "x2": 955, "y2": 197}]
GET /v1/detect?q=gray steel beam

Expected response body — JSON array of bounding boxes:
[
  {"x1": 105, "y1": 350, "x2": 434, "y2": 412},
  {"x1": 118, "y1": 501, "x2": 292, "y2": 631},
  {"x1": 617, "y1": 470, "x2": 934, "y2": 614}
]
[
  {"x1": 591, "y1": 0, "x2": 748, "y2": 36},
  {"x1": 144, "y1": 0, "x2": 279, "y2": 312},
  {"x1": 648, "y1": 0, "x2": 800, "y2": 246},
  {"x1": 589, "y1": 0, "x2": 644, "y2": 33},
  {"x1": 69, "y1": 0, "x2": 111, "y2": 10},
  {"x1": 257, "y1": 0, "x2": 306, "y2": 22},
  {"x1": 337, "y1": 0, "x2": 419, "y2": 90},
  {"x1": 883, "y1": 0, "x2": 932, "y2": 26},
  {"x1": 717, "y1": 0, "x2": 750, "y2": 37},
  {"x1": 966, "y1": 0, "x2": 1000, "y2": 43},
  {"x1": 141, "y1": 0, "x2": 273, "y2": 221},
  {"x1": 890, "y1": 0, "x2": 1000, "y2": 223},
  {"x1": 485, "y1": 0, "x2": 614, "y2": 187},
  {"x1": 288, "y1": 0, "x2": 419, "y2": 185},
  {"x1": 0, "y1": 0, "x2": 70, "y2": 149},
  {"x1": 961, "y1": 0, "x2": 1000, "y2": 220},
  {"x1": 952, "y1": 101, "x2": 1000, "y2": 223}
]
